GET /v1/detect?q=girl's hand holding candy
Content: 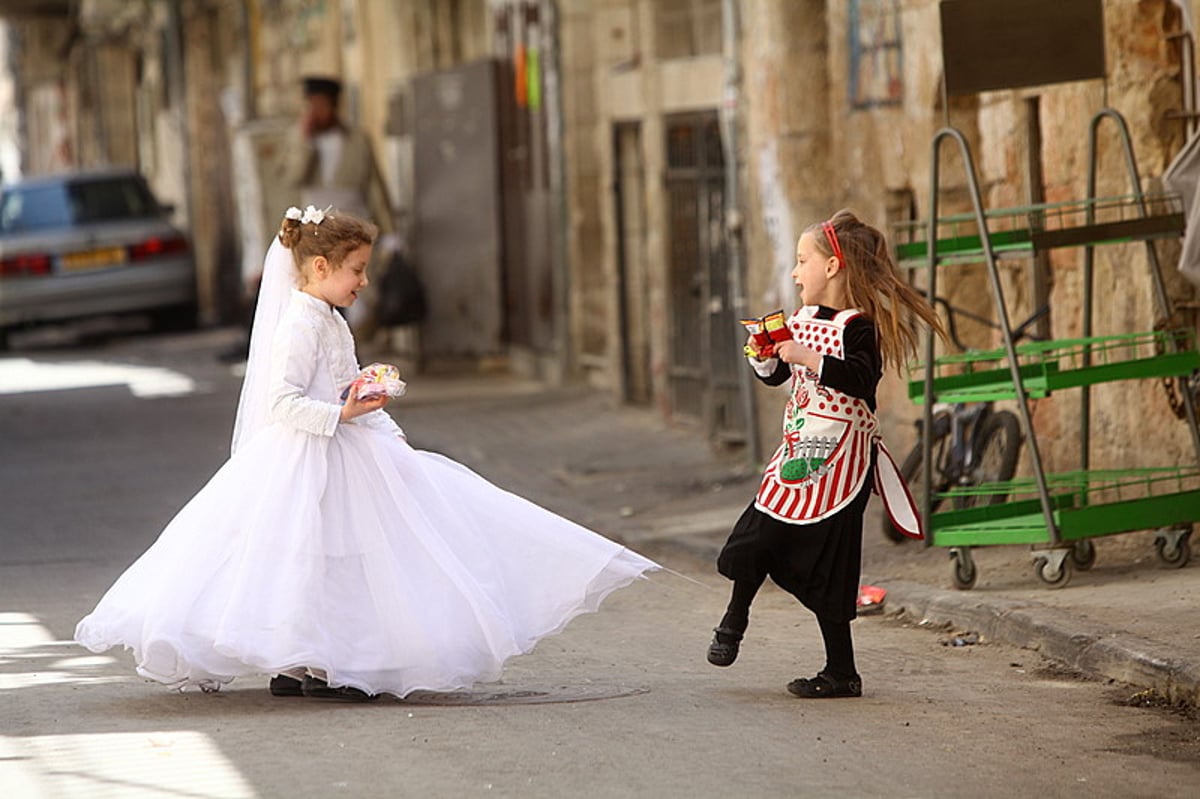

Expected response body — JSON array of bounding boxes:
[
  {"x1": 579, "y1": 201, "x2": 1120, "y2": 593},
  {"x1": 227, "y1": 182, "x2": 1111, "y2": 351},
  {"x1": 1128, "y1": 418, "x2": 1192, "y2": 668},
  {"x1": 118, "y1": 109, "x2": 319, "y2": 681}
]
[
  {"x1": 340, "y1": 390, "x2": 389, "y2": 421},
  {"x1": 776, "y1": 340, "x2": 821, "y2": 371},
  {"x1": 339, "y1": 363, "x2": 406, "y2": 420}
]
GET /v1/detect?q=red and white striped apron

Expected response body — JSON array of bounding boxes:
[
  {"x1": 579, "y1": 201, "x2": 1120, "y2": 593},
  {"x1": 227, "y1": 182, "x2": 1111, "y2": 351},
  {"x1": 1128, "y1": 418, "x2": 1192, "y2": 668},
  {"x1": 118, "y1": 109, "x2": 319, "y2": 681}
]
[{"x1": 755, "y1": 308, "x2": 879, "y2": 525}]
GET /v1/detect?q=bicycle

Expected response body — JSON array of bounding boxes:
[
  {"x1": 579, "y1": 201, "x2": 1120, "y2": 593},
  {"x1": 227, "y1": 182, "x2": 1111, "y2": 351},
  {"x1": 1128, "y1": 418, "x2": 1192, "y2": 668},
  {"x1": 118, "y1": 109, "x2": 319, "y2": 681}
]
[{"x1": 882, "y1": 301, "x2": 1050, "y2": 585}]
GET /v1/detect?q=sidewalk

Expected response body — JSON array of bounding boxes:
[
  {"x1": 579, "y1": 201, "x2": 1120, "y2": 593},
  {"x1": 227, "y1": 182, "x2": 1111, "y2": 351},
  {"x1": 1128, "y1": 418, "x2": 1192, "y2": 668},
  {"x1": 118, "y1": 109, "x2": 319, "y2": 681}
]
[{"x1": 397, "y1": 372, "x2": 1200, "y2": 708}]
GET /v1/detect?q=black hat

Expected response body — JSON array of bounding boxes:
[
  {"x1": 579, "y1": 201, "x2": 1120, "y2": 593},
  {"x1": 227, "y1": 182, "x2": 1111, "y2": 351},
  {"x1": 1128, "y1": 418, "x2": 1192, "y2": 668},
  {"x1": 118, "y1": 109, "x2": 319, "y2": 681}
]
[{"x1": 302, "y1": 76, "x2": 342, "y2": 98}]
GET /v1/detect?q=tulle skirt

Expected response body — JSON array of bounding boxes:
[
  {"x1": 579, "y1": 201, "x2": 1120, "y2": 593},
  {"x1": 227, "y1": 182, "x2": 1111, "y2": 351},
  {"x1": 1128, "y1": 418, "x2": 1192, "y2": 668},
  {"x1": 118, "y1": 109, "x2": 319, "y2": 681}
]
[{"x1": 75, "y1": 423, "x2": 658, "y2": 697}]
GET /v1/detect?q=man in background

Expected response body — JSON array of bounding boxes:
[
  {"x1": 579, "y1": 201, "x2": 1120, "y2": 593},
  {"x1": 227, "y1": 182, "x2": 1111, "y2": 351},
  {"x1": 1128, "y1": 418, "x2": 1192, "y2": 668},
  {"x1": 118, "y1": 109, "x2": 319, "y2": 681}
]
[
  {"x1": 221, "y1": 76, "x2": 395, "y2": 361},
  {"x1": 280, "y1": 76, "x2": 393, "y2": 231},
  {"x1": 282, "y1": 76, "x2": 396, "y2": 336}
]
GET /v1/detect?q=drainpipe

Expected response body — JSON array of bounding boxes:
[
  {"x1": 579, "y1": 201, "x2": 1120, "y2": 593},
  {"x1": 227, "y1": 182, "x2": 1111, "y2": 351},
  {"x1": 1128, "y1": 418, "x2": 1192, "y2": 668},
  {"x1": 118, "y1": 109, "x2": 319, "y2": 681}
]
[
  {"x1": 163, "y1": 0, "x2": 193, "y2": 235},
  {"x1": 163, "y1": 0, "x2": 200, "y2": 318},
  {"x1": 542, "y1": 0, "x2": 571, "y2": 384},
  {"x1": 237, "y1": 0, "x2": 257, "y2": 122},
  {"x1": 721, "y1": 0, "x2": 760, "y2": 464}
]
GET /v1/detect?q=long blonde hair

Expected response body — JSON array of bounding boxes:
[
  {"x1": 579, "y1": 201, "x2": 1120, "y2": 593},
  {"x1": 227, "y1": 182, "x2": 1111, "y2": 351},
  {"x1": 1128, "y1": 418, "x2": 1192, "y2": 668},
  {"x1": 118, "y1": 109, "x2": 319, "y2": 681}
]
[{"x1": 808, "y1": 209, "x2": 946, "y2": 371}]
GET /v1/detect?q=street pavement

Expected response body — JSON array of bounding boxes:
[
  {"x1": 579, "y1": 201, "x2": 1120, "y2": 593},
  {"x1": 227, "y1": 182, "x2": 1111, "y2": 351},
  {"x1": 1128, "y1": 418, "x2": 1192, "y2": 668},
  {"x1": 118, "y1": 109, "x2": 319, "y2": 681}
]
[{"x1": 2, "y1": 324, "x2": 1199, "y2": 797}]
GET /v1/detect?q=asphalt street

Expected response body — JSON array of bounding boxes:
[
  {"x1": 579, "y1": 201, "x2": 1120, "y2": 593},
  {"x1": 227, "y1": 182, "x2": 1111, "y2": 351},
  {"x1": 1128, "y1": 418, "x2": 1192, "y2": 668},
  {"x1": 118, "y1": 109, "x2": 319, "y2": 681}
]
[{"x1": 1, "y1": 326, "x2": 1198, "y2": 798}]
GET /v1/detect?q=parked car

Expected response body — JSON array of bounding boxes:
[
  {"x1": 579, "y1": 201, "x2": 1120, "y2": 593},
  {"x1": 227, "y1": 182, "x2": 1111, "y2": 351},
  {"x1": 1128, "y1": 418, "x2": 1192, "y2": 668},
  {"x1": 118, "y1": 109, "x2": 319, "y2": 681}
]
[{"x1": 0, "y1": 169, "x2": 197, "y2": 348}]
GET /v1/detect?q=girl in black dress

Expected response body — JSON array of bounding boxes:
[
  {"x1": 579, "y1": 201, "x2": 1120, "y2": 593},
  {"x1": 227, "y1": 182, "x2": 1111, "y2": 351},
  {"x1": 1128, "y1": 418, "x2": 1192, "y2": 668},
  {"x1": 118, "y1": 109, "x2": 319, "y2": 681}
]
[{"x1": 708, "y1": 210, "x2": 943, "y2": 698}]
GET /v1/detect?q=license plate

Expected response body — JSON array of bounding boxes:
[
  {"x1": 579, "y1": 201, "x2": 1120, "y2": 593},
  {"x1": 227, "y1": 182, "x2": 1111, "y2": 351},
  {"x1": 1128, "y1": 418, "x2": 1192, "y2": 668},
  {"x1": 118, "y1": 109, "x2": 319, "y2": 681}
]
[{"x1": 62, "y1": 246, "x2": 127, "y2": 272}]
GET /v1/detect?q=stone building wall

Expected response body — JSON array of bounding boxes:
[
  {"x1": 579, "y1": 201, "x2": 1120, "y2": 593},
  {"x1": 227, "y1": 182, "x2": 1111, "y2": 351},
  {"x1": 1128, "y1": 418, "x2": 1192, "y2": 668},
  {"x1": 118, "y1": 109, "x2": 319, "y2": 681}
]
[
  {"x1": 732, "y1": 0, "x2": 1200, "y2": 474},
  {"x1": 234, "y1": 0, "x2": 491, "y2": 318},
  {"x1": 560, "y1": 0, "x2": 727, "y2": 421},
  {"x1": 8, "y1": 0, "x2": 1200, "y2": 475}
]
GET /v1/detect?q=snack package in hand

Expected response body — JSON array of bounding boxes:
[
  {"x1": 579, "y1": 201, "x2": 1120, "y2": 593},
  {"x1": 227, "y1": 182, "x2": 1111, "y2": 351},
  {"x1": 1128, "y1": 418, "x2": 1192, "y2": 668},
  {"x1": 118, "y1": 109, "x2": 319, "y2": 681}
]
[
  {"x1": 740, "y1": 310, "x2": 789, "y2": 359},
  {"x1": 341, "y1": 363, "x2": 407, "y2": 402}
]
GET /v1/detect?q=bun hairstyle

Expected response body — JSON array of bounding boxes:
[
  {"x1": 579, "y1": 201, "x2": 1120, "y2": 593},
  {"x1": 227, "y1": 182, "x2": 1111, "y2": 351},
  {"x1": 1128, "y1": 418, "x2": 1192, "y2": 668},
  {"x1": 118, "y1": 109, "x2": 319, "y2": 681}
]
[{"x1": 277, "y1": 208, "x2": 378, "y2": 277}]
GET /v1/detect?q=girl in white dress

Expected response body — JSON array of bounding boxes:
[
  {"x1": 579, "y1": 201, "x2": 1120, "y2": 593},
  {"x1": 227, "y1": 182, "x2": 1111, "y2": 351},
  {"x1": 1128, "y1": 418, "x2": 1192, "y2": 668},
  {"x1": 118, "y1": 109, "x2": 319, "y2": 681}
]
[{"x1": 75, "y1": 206, "x2": 659, "y2": 700}]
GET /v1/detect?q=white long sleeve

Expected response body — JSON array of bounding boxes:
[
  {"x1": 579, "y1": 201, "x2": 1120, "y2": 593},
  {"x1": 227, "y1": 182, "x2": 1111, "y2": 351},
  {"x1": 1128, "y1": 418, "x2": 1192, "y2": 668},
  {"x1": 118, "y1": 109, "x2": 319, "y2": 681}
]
[
  {"x1": 749, "y1": 354, "x2": 781, "y2": 378},
  {"x1": 268, "y1": 312, "x2": 342, "y2": 438}
]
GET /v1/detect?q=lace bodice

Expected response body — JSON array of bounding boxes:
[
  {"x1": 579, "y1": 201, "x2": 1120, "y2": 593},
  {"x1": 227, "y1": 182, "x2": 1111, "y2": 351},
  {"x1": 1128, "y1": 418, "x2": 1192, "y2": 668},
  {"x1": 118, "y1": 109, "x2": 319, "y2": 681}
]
[{"x1": 267, "y1": 290, "x2": 402, "y2": 439}]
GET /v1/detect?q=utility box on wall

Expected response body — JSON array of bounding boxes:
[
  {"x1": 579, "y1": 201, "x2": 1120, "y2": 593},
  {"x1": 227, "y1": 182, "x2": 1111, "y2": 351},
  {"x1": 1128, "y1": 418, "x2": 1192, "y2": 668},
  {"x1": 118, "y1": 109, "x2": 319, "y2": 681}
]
[
  {"x1": 411, "y1": 59, "x2": 506, "y2": 358},
  {"x1": 939, "y1": 0, "x2": 1106, "y2": 95}
]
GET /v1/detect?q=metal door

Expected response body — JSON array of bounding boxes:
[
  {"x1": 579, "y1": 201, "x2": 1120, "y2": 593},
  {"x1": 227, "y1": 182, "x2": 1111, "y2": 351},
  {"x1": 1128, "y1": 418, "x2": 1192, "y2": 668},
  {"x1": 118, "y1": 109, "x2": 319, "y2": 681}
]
[{"x1": 665, "y1": 112, "x2": 745, "y2": 441}]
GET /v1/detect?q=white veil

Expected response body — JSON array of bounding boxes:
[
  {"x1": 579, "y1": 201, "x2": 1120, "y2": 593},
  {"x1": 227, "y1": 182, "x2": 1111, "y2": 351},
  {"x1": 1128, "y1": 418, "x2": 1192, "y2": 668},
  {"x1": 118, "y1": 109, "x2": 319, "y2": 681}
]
[{"x1": 231, "y1": 235, "x2": 299, "y2": 454}]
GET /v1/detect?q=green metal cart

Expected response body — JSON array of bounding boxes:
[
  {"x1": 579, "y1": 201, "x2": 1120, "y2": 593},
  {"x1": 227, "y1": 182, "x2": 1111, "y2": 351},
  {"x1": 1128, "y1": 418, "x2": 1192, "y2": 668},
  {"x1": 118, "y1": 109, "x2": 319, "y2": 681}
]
[{"x1": 899, "y1": 109, "x2": 1200, "y2": 589}]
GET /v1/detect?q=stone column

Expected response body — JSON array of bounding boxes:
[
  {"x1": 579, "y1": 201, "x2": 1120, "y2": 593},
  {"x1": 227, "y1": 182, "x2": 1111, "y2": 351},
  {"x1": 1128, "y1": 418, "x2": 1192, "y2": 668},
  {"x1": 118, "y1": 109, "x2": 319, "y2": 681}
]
[{"x1": 740, "y1": 0, "x2": 833, "y2": 453}]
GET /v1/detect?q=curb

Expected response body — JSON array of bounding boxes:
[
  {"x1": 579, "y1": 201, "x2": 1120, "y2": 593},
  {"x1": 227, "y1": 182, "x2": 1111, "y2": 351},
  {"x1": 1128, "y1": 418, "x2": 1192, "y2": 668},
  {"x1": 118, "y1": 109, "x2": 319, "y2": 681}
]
[{"x1": 878, "y1": 578, "x2": 1200, "y2": 707}]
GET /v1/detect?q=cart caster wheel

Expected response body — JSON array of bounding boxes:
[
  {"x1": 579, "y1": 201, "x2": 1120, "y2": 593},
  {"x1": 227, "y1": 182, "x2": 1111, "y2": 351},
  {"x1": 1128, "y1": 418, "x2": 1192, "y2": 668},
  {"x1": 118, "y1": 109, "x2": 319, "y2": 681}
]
[
  {"x1": 1069, "y1": 540, "x2": 1096, "y2": 571},
  {"x1": 950, "y1": 547, "x2": 977, "y2": 590},
  {"x1": 1034, "y1": 550, "x2": 1073, "y2": 589},
  {"x1": 1154, "y1": 526, "x2": 1191, "y2": 569}
]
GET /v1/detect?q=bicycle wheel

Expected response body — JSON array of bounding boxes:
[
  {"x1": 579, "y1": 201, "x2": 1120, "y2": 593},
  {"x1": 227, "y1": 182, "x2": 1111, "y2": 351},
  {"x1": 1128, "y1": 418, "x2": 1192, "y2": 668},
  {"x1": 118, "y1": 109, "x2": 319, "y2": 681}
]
[
  {"x1": 882, "y1": 424, "x2": 948, "y2": 543},
  {"x1": 958, "y1": 410, "x2": 1022, "y2": 507}
]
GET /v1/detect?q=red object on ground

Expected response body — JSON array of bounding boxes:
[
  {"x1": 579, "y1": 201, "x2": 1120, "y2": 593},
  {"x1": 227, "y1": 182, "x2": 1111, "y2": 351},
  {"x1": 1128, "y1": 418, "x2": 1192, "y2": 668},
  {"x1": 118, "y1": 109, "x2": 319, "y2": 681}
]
[{"x1": 857, "y1": 584, "x2": 887, "y2": 613}]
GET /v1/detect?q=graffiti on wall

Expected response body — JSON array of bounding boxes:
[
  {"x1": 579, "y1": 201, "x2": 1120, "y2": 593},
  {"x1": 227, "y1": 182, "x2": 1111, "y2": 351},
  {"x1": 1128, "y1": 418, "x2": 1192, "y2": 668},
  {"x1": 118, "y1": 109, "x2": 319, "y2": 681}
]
[{"x1": 849, "y1": 0, "x2": 903, "y2": 109}]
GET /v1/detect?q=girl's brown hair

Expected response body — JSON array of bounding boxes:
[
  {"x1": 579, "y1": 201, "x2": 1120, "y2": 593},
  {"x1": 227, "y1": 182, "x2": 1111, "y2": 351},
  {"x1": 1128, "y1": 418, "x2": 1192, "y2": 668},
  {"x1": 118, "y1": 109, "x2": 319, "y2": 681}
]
[
  {"x1": 807, "y1": 209, "x2": 946, "y2": 371},
  {"x1": 277, "y1": 209, "x2": 378, "y2": 280}
]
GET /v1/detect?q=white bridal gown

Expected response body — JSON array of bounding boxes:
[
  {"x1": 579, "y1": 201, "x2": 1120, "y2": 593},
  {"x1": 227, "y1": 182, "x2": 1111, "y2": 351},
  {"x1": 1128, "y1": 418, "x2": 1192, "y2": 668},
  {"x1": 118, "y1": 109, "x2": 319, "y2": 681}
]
[{"x1": 75, "y1": 286, "x2": 657, "y2": 697}]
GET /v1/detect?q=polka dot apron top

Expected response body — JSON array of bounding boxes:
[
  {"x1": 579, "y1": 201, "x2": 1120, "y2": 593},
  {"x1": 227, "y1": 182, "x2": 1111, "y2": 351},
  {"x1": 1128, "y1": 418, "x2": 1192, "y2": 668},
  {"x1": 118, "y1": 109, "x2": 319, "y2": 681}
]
[{"x1": 755, "y1": 307, "x2": 879, "y2": 524}]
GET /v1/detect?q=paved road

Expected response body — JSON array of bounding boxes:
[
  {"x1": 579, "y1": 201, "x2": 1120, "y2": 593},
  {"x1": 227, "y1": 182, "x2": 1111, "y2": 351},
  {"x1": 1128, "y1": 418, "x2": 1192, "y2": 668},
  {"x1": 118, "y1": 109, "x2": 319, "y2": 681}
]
[{"x1": 2, "y1": 328, "x2": 1198, "y2": 798}]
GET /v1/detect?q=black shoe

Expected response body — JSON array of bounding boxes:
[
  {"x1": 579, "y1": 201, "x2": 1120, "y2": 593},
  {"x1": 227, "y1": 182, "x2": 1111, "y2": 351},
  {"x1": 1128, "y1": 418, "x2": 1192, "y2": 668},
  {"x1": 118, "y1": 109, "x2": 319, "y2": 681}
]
[
  {"x1": 301, "y1": 674, "x2": 378, "y2": 702},
  {"x1": 786, "y1": 671, "x2": 862, "y2": 699},
  {"x1": 269, "y1": 674, "x2": 304, "y2": 697},
  {"x1": 707, "y1": 627, "x2": 744, "y2": 667}
]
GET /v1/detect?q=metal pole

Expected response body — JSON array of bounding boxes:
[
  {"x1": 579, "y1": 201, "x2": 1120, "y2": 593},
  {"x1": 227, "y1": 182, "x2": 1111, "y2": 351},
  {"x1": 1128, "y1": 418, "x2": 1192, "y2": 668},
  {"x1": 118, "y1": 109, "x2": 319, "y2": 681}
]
[
  {"x1": 542, "y1": 0, "x2": 571, "y2": 383},
  {"x1": 237, "y1": 0, "x2": 258, "y2": 122},
  {"x1": 921, "y1": 134, "x2": 940, "y2": 547},
  {"x1": 721, "y1": 0, "x2": 760, "y2": 464},
  {"x1": 932, "y1": 127, "x2": 1060, "y2": 545},
  {"x1": 164, "y1": 0, "x2": 193, "y2": 236}
]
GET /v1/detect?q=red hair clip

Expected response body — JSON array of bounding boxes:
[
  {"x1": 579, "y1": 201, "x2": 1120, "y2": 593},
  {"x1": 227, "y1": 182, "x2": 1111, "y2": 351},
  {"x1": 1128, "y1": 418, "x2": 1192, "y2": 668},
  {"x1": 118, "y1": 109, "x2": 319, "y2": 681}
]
[{"x1": 821, "y1": 220, "x2": 845, "y2": 269}]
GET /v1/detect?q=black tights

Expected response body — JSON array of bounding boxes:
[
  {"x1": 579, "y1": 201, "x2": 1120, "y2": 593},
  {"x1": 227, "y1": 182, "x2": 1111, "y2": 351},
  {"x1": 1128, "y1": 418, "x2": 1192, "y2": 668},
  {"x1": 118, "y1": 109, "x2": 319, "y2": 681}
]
[
  {"x1": 718, "y1": 573, "x2": 766, "y2": 633},
  {"x1": 817, "y1": 614, "x2": 857, "y2": 680},
  {"x1": 719, "y1": 576, "x2": 857, "y2": 679}
]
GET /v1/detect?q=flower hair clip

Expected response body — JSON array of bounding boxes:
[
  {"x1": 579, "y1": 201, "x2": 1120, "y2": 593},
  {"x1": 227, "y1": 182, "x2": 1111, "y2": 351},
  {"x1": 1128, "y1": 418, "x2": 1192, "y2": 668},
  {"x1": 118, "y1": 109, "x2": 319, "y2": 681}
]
[{"x1": 285, "y1": 205, "x2": 333, "y2": 225}]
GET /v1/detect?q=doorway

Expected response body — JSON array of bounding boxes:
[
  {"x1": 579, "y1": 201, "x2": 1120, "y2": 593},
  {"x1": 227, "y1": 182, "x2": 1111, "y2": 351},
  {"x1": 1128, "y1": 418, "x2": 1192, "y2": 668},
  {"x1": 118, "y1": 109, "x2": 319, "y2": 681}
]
[{"x1": 663, "y1": 111, "x2": 745, "y2": 442}]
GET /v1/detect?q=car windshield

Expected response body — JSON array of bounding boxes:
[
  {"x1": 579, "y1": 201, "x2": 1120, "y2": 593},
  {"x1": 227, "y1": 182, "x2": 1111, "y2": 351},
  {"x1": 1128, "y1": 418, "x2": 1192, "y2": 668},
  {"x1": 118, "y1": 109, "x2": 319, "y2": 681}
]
[{"x1": 0, "y1": 177, "x2": 160, "y2": 233}]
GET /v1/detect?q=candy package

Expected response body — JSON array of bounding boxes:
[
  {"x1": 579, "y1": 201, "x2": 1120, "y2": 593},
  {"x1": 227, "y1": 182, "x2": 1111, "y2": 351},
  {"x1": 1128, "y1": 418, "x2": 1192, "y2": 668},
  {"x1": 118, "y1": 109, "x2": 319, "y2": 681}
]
[
  {"x1": 341, "y1": 362, "x2": 407, "y2": 402},
  {"x1": 740, "y1": 310, "x2": 789, "y2": 359}
]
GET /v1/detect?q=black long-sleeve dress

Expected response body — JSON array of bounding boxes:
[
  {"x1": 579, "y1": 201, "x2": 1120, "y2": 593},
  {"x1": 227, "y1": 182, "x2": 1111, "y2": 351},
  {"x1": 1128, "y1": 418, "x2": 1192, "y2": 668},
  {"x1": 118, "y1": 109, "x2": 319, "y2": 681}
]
[{"x1": 717, "y1": 306, "x2": 882, "y2": 622}]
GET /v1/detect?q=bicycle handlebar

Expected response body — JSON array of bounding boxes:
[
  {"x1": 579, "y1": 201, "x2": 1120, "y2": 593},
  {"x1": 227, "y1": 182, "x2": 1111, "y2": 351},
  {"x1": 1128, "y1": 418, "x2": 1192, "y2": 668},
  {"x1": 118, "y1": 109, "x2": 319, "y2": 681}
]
[{"x1": 932, "y1": 296, "x2": 1049, "y2": 354}]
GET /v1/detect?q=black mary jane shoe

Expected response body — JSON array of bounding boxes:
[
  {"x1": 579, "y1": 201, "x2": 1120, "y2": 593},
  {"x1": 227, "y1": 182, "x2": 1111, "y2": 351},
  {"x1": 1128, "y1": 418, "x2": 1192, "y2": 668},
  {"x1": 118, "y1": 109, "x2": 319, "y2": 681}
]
[
  {"x1": 301, "y1": 674, "x2": 379, "y2": 702},
  {"x1": 268, "y1": 674, "x2": 305, "y2": 697},
  {"x1": 706, "y1": 627, "x2": 744, "y2": 667},
  {"x1": 786, "y1": 671, "x2": 863, "y2": 699}
]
